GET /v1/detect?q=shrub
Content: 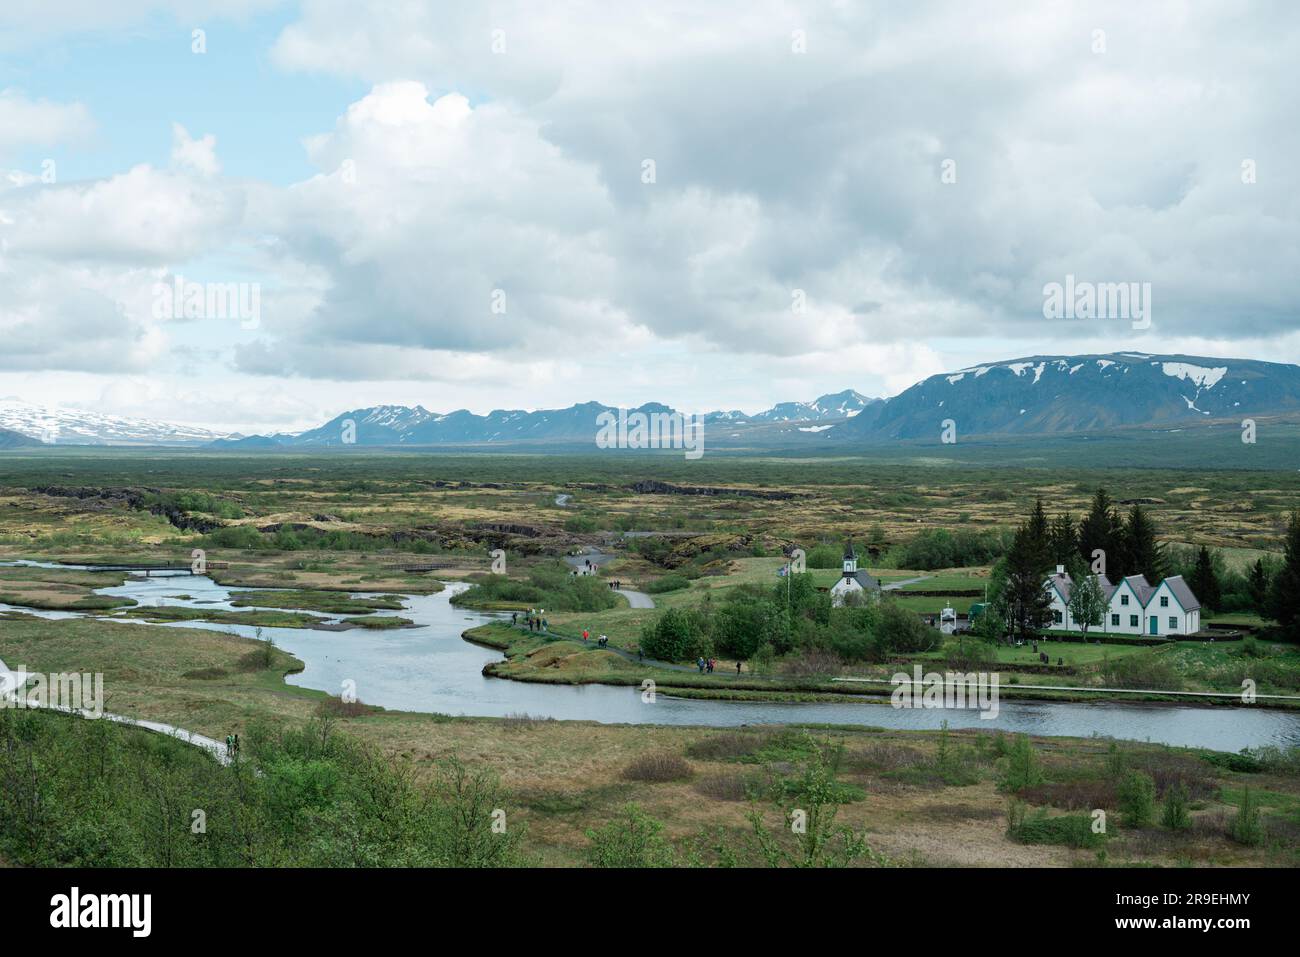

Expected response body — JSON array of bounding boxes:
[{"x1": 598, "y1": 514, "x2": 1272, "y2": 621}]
[
  {"x1": 1161, "y1": 782, "x2": 1191, "y2": 830},
  {"x1": 585, "y1": 804, "x2": 677, "y2": 867},
  {"x1": 639, "y1": 607, "x2": 710, "y2": 662},
  {"x1": 685, "y1": 731, "x2": 771, "y2": 761},
  {"x1": 1230, "y1": 786, "x2": 1264, "y2": 846},
  {"x1": 997, "y1": 734, "x2": 1043, "y2": 792},
  {"x1": 1007, "y1": 802, "x2": 1104, "y2": 848},
  {"x1": 1118, "y1": 771, "x2": 1157, "y2": 827},
  {"x1": 645, "y1": 575, "x2": 690, "y2": 594},
  {"x1": 875, "y1": 601, "x2": 942, "y2": 655},
  {"x1": 622, "y1": 753, "x2": 693, "y2": 783}
]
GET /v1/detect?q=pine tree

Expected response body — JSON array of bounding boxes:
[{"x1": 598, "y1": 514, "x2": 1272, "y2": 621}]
[
  {"x1": 1188, "y1": 546, "x2": 1222, "y2": 612},
  {"x1": 1267, "y1": 512, "x2": 1300, "y2": 640},
  {"x1": 1078, "y1": 488, "x2": 1122, "y2": 579},
  {"x1": 1048, "y1": 511, "x2": 1078, "y2": 567},
  {"x1": 1123, "y1": 504, "x2": 1165, "y2": 584},
  {"x1": 1247, "y1": 559, "x2": 1271, "y2": 615},
  {"x1": 1000, "y1": 523, "x2": 1053, "y2": 641},
  {"x1": 1027, "y1": 498, "x2": 1050, "y2": 570}
]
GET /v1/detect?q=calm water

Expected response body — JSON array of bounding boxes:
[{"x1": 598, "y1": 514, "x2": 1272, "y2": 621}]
[{"x1": 4, "y1": 562, "x2": 1300, "y2": 751}]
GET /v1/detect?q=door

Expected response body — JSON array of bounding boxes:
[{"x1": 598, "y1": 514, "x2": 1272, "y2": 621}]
[{"x1": 1149, "y1": 617, "x2": 1158, "y2": 636}]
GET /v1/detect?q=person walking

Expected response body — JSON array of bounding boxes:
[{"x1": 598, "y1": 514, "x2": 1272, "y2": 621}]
[
  {"x1": 583, "y1": 629, "x2": 590, "y2": 642},
  {"x1": 735, "y1": 660, "x2": 742, "y2": 675}
]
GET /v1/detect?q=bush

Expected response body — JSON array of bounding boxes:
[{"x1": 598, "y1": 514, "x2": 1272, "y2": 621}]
[
  {"x1": 944, "y1": 635, "x2": 997, "y2": 670},
  {"x1": 1118, "y1": 771, "x2": 1157, "y2": 827},
  {"x1": 640, "y1": 608, "x2": 710, "y2": 662},
  {"x1": 1007, "y1": 801, "x2": 1104, "y2": 848},
  {"x1": 997, "y1": 735, "x2": 1043, "y2": 793},
  {"x1": 585, "y1": 804, "x2": 677, "y2": 867},
  {"x1": 875, "y1": 601, "x2": 942, "y2": 655},
  {"x1": 622, "y1": 753, "x2": 693, "y2": 783},
  {"x1": 1230, "y1": 786, "x2": 1264, "y2": 846},
  {"x1": 1100, "y1": 652, "x2": 1181, "y2": 690},
  {"x1": 1160, "y1": 782, "x2": 1191, "y2": 830}
]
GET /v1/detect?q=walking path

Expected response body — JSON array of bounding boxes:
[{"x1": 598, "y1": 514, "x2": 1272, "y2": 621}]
[
  {"x1": 0, "y1": 656, "x2": 231, "y2": 765},
  {"x1": 615, "y1": 587, "x2": 655, "y2": 609},
  {"x1": 881, "y1": 575, "x2": 932, "y2": 591}
]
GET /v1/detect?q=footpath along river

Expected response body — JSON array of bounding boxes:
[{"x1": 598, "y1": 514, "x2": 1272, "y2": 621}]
[{"x1": 2, "y1": 562, "x2": 1299, "y2": 751}]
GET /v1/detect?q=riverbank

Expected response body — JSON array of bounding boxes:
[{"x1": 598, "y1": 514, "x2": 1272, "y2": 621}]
[
  {"x1": 464, "y1": 622, "x2": 1300, "y2": 711},
  {"x1": 3, "y1": 613, "x2": 1297, "y2": 867}
]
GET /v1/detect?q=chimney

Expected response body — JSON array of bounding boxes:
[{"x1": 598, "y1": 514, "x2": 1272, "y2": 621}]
[{"x1": 1055, "y1": 565, "x2": 1064, "y2": 575}]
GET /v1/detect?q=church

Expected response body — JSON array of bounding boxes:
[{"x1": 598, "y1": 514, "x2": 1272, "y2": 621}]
[{"x1": 829, "y1": 540, "x2": 881, "y2": 607}]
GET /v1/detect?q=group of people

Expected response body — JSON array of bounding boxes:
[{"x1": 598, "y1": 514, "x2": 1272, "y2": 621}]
[
  {"x1": 224, "y1": 733, "x2": 241, "y2": 760},
  {"x1": 607, "y1": 579, "x2": 623, "y2": 590},
  {"x1": 513, "y1": 609, "x2": 548, "y2": 632},
  {"x1": 580, "y1": 629, "x2": 610, "y2": 648},
  {"x1": 696, "y1": 656, "x2": 719, "y2": 673}
]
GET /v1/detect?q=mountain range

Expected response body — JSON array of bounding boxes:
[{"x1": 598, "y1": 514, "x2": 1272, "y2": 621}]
[
  {"x1": 0, "y1": 400, "x2": 231, "y2": 447},
  {"x1": 4, "y1": 354, "x2": 1300, "y2": 450}
]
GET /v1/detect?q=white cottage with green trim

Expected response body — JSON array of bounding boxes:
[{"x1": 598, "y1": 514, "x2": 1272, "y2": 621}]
[{"x1": 1044, "y1": 565, "x2": 1201, "y2": 636}]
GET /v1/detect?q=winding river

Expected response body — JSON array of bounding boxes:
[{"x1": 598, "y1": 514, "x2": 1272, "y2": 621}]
[{"x1": 4, "y1": 563, "x2": 1300, "y2": 751}]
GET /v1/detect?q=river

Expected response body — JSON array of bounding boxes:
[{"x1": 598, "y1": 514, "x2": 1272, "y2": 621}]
[{"x1": 3, "y1": 562, "x2": 1299, "y2": 751}]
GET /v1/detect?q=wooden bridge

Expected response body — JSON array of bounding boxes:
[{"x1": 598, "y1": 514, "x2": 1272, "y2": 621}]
[
  {"x1": 74, "y1": 562, "x2": 229, "y2": 575},
  {"x1": 385, "y1": 560, "x2": 485, "y2": 573}
]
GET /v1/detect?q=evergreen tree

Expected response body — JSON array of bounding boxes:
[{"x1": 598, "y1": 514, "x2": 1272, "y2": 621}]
[
  {"x1": 1188, "y1": 546, "x2": 1222, "y2": 612},
  {"x1": 1267, "y1": 512, "x2": 1300, "y2": 640},
  {"x1": 1247, "y1": 559, "x2": 1271, "y2": 616},
  {"x1": 1026, "y1": 498, "x2": 1051, "y2": 570},
  {"x1": 1047, "y1": 511, "x2": 1078, "y2": 568},
  {"x1": 1078, "y1": 488, "x2": 1122, "y2": 579},
  {"x1": 1122, "y1": 504, "x2": 1165, "y2": 584},
  {"x1": 1000, "y1": 523, "x2": 1053, "y2": 641}
]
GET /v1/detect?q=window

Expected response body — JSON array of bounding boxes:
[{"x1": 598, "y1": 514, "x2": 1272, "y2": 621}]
[
  {"x1": 1053, "y1": 610, "x2": 1063, "y2": 624},
  {"x1": 1160, "y1": 596, "x2": 1169, "y2": 607},
  {"x1": 1111, "y1": 614, "x2": 1120, "y2": 627},
  {"x1": 1121, "y1": 594, "x2": 1129, "y2": 606},
  {"x1": 1129, "y1": 615, "x2": 1139, "y2": 628},
  {"x1": 1170, "y1": 616, "x2": 1178, "y2": 629}
]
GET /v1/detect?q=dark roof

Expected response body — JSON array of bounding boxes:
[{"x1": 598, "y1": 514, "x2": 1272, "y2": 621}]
[
  {"x1": 1162, "y1": 575, "x2": 1201, "y2": 612},
  {"x1": 1123, "y1": 575, "x2": 1155, "y2": 606},
  {"x1": 852, "y1": 570, "x2": 880, "y2": 591}
]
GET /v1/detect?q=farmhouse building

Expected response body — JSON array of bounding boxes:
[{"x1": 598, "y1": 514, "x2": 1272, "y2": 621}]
[
  {"x1": 1043, "y1": 565, "x2": 1201, "y2": 637},
  {"x1": 830, "y1": 540, "x2": 881, "y2": 607}
]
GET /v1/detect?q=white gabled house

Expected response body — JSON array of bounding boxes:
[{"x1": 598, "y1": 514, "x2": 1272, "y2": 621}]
[{"x1": 1043, "y1": 565, "x2": 1200, "y2": 637}]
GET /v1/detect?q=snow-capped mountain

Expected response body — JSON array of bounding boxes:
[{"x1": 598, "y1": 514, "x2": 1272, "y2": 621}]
[
  {"x1": 833, "y1": 353, "x2": 1300, "y2": 440},
  {"x1": 0, "y1": 400, "x2": 232, "y2": 447},
  {"x1": 213, "y1": 391, "x2": 880, "y2": 449}
]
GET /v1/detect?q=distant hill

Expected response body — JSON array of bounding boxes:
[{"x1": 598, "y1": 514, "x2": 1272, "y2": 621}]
[
  {"x1": 831, "y1": 353, "x2": 1300, "y2": 440},
  {"x1": 0, "y1": 426, "x2": 41, "y2": 449},
  {"x1": 210, "y1": 392, "x2": 880, "y2": 449}
]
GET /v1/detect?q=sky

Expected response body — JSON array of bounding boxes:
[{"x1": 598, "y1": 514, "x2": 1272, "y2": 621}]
[{"x1": 1, "y1": 0, "x2": 1298, "y2": 435}]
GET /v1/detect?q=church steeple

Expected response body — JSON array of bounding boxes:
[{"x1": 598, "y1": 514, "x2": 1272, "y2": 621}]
[{"x1": 843, "y1": 540, "x2": 858, "y2": 576}]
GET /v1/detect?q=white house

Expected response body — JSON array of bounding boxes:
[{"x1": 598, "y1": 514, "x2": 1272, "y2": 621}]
[
  {"x1": 1044, "y1": 566, "x2": 1200, "y2": 637},
  {"x1": 830, "y1": 540, "x2": 881, "y2": 607}
]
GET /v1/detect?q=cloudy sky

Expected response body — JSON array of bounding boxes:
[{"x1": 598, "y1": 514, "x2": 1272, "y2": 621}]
[{"x1": 1, "y1": 1, "x2": 1297, "y2": 434}]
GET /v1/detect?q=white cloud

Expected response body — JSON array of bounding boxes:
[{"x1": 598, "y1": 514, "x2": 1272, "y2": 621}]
[{"x1": 0, "y1": 89, "x2": 92, "y2": 156}]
